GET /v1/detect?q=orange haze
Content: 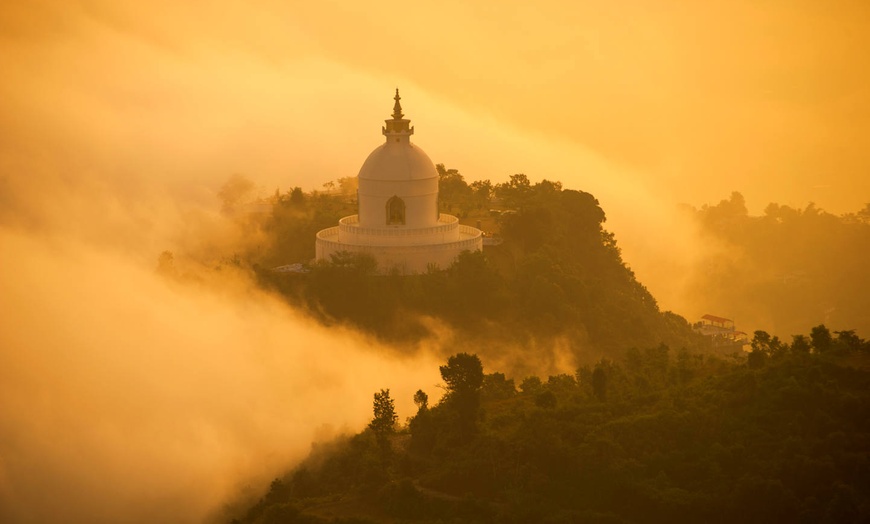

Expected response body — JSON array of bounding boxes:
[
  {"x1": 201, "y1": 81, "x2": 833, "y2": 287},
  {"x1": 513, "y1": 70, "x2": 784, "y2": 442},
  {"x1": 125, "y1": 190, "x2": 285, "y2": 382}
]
[{"x1": 1, "y1": 1, "x2": 868, "y2": 522}]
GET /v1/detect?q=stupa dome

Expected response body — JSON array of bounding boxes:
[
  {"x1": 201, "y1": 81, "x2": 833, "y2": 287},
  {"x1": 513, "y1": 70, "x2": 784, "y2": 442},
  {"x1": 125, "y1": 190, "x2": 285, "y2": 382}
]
[{"x1": 357, "y1": 141, "x2": 437, "y2": 181}]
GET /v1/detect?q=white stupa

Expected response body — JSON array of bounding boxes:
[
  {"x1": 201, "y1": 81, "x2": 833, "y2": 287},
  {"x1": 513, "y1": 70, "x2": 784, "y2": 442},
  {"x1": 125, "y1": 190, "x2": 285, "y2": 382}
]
[{"x1": 315, "y1": 90, "x2": 483, "y2": 274}]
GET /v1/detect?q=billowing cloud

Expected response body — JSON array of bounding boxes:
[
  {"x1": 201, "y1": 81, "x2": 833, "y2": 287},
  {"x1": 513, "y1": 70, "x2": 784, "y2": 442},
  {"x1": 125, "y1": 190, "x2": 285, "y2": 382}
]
[{"x1": 0, "y1": 226, "x2": 444, "y2": 523}]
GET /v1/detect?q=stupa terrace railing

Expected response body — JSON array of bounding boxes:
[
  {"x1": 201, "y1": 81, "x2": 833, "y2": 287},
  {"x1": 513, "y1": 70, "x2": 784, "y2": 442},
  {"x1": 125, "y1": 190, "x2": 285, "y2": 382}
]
[{"x1": 338, "y1": 214, "x2": 460, "y2": 237}]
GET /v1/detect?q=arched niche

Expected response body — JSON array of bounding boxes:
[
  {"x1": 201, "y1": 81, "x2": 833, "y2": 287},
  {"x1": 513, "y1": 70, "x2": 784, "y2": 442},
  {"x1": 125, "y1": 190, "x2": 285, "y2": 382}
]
[{"x1": 386, "y1": 195, "x2": 405, "y2": 225}]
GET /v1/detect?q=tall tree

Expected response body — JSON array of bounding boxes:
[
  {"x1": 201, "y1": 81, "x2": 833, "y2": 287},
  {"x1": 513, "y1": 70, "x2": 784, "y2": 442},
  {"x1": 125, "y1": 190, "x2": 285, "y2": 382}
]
[
  {"x1": 413, "y1": 389, "x2": 429, "y2": 413},
  {"x1": 369, "y1": 389, "x2": 398, "y2": 448},
  {"x1": 440, "y1": 353, "x2": 484, "y2": 398},
  {"x1": 440, "y1": 353, "x2": 484, "y2": 439},
  {"x1": 436, "y1": 164, "x2": 471, "y2": 213},
  {"x1": 810, "y1": 325, "x2": 833, "y2": 353}
]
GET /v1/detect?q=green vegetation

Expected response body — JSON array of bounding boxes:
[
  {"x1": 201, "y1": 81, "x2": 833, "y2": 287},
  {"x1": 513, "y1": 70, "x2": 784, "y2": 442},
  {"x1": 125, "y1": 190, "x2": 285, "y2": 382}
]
[{"x1": 231, "y1": 328, "x2": 870, "y2": 523}]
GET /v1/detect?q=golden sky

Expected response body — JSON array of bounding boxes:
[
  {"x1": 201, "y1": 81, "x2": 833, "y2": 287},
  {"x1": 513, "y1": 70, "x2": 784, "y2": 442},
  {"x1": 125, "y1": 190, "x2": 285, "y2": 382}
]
[{"x1": 3, "y1": 0, "x2": 869, "y2": 212}]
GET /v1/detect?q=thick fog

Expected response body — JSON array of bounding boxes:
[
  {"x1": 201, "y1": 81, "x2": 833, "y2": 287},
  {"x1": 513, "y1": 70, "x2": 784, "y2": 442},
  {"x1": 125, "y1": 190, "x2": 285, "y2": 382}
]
[
  {"x1": 0, "y1": 228, "x2": 447, "y2": 523},
  {"x1": 2, "y1": 1, "x2": 867, "y2": 521}
]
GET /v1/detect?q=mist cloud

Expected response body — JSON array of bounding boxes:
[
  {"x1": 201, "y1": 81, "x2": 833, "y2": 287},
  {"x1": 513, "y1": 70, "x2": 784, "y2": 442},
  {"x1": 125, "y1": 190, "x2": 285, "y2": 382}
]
[{"x1": 0, "y1": 225, "x2": 445, "y2": 523}]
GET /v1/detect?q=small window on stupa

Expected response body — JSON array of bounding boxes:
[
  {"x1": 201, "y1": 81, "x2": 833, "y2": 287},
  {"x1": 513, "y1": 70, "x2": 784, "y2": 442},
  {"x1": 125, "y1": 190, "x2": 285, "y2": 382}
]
[{"x1": 386, "y1": 196, "x2": 405, "y2": 225}]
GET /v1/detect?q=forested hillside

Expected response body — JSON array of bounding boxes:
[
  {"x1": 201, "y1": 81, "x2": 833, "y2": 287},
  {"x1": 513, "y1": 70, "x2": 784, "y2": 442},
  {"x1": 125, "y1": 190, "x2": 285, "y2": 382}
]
[
  {"x1": 230, "y1": 329, "x2": 870, "y2": 524},
  {"x1": 208, "y1": 173, "x2": 870, "y2": 523},
  {"x1": 686, "y1": 192, "x2": 870, "y2": 337},
  {"x1": 247, "y1": 170, "x2": 705, "y2": 366}
]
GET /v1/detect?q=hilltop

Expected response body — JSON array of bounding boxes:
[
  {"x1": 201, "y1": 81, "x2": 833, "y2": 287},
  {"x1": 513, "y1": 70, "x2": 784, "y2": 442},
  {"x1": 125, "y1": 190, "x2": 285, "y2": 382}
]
[{"x1": 237, "y1": 169, "x2": 708, "y2": 372}]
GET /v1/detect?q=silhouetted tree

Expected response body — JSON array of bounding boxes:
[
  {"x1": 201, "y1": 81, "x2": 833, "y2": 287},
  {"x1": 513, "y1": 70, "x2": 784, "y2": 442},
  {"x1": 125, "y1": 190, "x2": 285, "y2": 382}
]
[
  {"x1": 751, "y1": 330, "x2": 772, "y2": 353},
  {"x1": 409, "y1": 389, "x2": 435, "y2": 454},
  {"x1": 835, "y1": 330, "x2": 863, "y2": 352},
  {"x1": 370, "y1": 389, "x2": 398, "y2": 453},
  {"x1": 519, "y1": 376, "x2": 543, "y2": 394},
  {"x1": 791, "y1": 334, "x2": 811, "y2": 355},
  {"x1": 810, "y1": 324, "x2": 833, "y2": 353},
  {"x1": 440, "y1": 353, "x2": 484, "y2": 439},
  {"x1": 436, "y1": 164, "x2": 471, "y2": 214},
  {"x1": 289, "y1": 186, "x2": 305, "y2": 205},
  {"x1": 749, "y1": 330, "x2": 773, "y2": 367},
  {"x1": 413, "y1": 389, "x2": 429, "y2": 412},
  {"x1": 481, "y1": 372, "x2": 516, "y2": 401},
  {"x1": 750, "y1": 330, "x2": 786, "y2": 359},
  {"x1": 440, "y1": 353, "x2": 484, "y2": 397}
]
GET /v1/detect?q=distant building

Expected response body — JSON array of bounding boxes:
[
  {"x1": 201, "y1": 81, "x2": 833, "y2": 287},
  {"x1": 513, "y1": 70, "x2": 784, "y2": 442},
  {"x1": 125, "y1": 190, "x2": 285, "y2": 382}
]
[
  {"x1": 694, "y1": 314, "x2": 749, "y2": 349},
  {"x1": 315, "y1": 90, "x2": 483, "y2": 273}
]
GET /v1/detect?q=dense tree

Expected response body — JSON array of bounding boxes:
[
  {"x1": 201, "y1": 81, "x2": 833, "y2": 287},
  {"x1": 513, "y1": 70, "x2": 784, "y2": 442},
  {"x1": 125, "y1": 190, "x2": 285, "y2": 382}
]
[
  {"x1": 494, "y1": 173, "x2": 532, "y2": 208},
  {"x1": 435, "y1": 164, "x2": 472, "y2": 215},
  {"x1": 519, "y1": 375, "x2": 543, "y2": 394},
  {"x1": 289, "y1": 186, "x2": 305, "y2": 205},
  {"x1": 747, "y1": 346, "x2": 767, "y2": 369},
  {"x1": 791, "y1": 334, "x2": 811, "y2": 355},
  {"x1": 413, "y1": 389, "x2": 429, "y2": 412},
  {"x1": 369, "y1": 389, "x2": 397, "y2": 448},
  {"x1": 439, "y1": 353, "x2": 484, "y2": 439},
  {"x1": 750, "y1": 330, "x2": 786, "y2": 361},
  {"x1": 810, "y1": 324, "x2": 833, "y2": 353},
  {"x1": 440, "y1": 353, "x2": 484, "y2": 398},
  {"x1": 469, "y1": 179, "x2": 493, "y2": 210},
  {"x1": 834, "y1": 329, "x2": 864, "y2": 352},
  {"x1": 750, "y1": 330, "x2": 772, "y2": 353},
  {"x1": 481, "y1": 372, "x2": 516, "y2": 401}
]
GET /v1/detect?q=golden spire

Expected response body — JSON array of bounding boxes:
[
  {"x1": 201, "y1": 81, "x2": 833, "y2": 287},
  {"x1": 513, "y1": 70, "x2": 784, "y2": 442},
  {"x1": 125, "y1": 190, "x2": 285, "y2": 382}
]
[
  {"x1": 392, "y1": 88, "x2": 404, "y2": 120},
  {"x1": 382, "y1": 88, "x2": 414, "y2": 138}
]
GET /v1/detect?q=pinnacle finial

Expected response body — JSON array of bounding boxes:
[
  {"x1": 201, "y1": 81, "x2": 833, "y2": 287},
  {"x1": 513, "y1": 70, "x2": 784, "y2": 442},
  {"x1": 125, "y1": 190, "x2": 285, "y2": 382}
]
[
  {"x1": 382, "y1": 88, "x2": 413, "y2": 137},
  {"x1": 392, "y1": 88, "x2": 403, "y2": 120}
]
